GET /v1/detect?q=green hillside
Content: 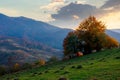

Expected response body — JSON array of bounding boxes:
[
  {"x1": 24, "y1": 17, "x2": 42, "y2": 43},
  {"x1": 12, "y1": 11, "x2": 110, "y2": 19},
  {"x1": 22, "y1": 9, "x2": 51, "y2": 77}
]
[{"x1": 0, "y1": 48, "x2": 120, "y2": 80}]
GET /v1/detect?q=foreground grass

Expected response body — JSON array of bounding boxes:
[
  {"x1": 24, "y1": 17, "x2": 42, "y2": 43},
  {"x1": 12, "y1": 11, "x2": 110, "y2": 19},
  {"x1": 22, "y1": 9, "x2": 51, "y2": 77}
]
[{"x1": 0, "y1": 48, "x2": 120, "y2": 80}]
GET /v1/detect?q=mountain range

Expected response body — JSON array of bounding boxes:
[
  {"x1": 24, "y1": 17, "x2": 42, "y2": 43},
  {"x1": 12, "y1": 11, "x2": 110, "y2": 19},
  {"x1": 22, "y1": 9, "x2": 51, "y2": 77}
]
[
  {"x1": 0, "y1": 13, "x2": 72, "y2": 66},
  {"x1": 0, "y1": 13, "x2": 71, "y2": 49}
]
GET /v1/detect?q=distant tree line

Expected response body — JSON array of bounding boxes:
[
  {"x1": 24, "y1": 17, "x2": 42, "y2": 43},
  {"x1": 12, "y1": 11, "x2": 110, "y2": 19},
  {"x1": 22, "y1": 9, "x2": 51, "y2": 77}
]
[{"x1": 63, "y1": 16, "x2": 119, "y2": 57}]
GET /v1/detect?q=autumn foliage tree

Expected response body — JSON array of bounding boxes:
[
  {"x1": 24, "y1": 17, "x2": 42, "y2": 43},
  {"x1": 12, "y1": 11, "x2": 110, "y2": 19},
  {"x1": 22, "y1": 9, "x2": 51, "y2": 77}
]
[
  {"x1": 63, "y1": 32, "x2": 80, "y2": 55},
  {"x1": 63, "y1": 16, "x2": 119, "y2": 55},
  {"x1": 35, "y1": 59, "x2": 46, "y2": 66},
  {"x1": 13, "y1": 63, "x2": 20, "y2": 71},
  {"x1": 104, "y1": 35, "x2": 119, "y2": 49}
]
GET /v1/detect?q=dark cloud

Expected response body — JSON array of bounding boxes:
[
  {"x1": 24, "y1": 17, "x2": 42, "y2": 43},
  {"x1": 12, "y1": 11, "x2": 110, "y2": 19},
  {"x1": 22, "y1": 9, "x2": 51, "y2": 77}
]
[
  {"x1": 101, "y1": 0, "x2": 120, "y2": 9},
  {"x1": 52, "y1": 3, "x2": 103, "y2": 20},
  {"x1": 50, "y1": 3, "x2": 105, "y2": 28}
]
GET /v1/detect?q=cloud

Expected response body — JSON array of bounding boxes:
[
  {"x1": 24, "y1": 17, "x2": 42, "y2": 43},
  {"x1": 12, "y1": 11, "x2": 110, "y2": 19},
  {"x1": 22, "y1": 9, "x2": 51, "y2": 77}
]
[
  {"x1": 51, "y1": 0, "x2": 65, "y2": 3},
  {"x1": 49, "y1": 0, "x2": 120, "y2": 29},
  {"x1": 43, "y1": 14, "x2": 55, "y2": 22},
  {"x1": 73, "y1": 15, "x2": 80, "y2": 20},
  {"x1": 50, "y1": 2, "x2": 105, "y2": 28},
  {"x1": 40, "y1": 0, "x2": 67, "y2": 13},
  {"x1": 101, "y1": 0, "x2": 120, "y2": 10},
  {"x1": 75, "y1": 1, "x2": 86, "y2": 4}
]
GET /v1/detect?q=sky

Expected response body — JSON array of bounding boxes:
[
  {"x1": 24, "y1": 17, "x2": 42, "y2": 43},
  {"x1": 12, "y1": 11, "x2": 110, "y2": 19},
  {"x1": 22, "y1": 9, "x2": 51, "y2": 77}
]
[{"x1": 0, "y1": 0, "x2": 120, "y2": 29}]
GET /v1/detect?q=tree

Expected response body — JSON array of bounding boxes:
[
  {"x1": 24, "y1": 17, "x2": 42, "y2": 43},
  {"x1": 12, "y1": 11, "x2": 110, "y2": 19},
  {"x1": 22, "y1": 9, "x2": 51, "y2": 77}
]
[
  {"x1": 13, "y1": 63, "x2": 20, "y2": 71},
  {"x1": 0, "y1": 66, "x2": 6, "y2": 75},
  {"x1": 22, "y1": 63, "x2": 32, "y2": 69},
  {"x1": 63, "y1": 16, "x2": 119, "y2": 56},
  {"x1": 76, "y1": 16, "x2": 107, "y2": 53},
  {"x1": 35, "y1": 59, "x2": 46, "y2": 66},
  {"x1": 63, "y1": 31, "x2": 81, "y2": 55},
  {"x1": 48, "y1": 56, "x2": 59, "y2": 63}
]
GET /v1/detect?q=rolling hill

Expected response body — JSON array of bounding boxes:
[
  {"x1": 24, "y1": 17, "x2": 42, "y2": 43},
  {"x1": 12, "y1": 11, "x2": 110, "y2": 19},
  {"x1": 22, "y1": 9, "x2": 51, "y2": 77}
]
[
  {"x1": 0, "y1": 48, "x2": 120, "y2": 80},
  {"x1": 0, "y1": 36, "x2": 62, "y2": 66}
]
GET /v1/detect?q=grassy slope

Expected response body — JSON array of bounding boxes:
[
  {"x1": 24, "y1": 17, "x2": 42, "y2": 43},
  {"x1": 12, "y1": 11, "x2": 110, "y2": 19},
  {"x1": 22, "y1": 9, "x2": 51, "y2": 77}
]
[{"x1": 0, "y1": 48, "x2": 120, "y2": 80}]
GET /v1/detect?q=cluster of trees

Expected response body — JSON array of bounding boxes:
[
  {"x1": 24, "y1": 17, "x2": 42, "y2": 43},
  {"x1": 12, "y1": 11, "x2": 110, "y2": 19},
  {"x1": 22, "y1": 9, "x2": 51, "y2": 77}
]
[
  {"x1": 63, "y1": 16, "x2": 119, "y2": 56},
  {"x1": 0, "y1": 59, "x2": 46, "y2": 76},
  {"x1": 0, "y1": 56, "x2": 59, "y2": 76}
]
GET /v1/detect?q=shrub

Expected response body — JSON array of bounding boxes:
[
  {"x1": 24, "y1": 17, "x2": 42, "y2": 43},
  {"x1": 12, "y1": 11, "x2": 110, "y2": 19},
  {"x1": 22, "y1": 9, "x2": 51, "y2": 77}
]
[
  {"x1": 62, "y1": 71, "x2": 69, "y2": 74},
  {"x1": 60, "y1": 66, "x2": 65, "y2": 70},
  {"x1": 115, "y1": 56, "x2": 120, "y2": 59},
  {"x1": 38, "y1": 72, "x2": 43, "y2": 75},
  {"x1": 54, "y1": 70, "x2": 60, "y2": 73},
  {"x1": 58, "y1": 77, "x2": 68, "y2": 80},
  {"x1": 35, "y1": 59, "x2": 46, "y2": 66},
  {"x1": 22, "y1": 63, "x2": 32, "y2": 69},
  {"x1": 48, "y1": 56, "x2": 59, "y2": 64},
  {"x1": 76, "y1": 65, "x2": 82, "y2": 69},
  {"x1": 71, "y1": 66, "x2": 76, "y2": 68},
  {"x1": 0, "y1": 66, "x2": 6, "y2": 75},
  {"x1": 13, "y1": 63, "x2": 20, "y2": 72},
  {"x1": 45, "y1": 70, "x2": 49, "y2": 73}
]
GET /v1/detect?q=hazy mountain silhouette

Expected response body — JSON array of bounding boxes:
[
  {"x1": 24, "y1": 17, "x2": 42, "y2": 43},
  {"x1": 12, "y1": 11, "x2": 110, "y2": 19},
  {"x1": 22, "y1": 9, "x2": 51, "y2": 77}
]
[
  {"x1": 106, "y1": 30, "x2": 120, "y2": 42},
  {"x1": 0, "y1": 13, "x2": 72, "y2": 49}
]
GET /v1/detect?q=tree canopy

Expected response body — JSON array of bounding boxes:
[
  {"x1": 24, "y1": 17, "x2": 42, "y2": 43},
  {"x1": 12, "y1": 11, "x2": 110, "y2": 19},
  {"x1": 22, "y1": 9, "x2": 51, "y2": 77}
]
[{"x1": 63, "y1": 16, "x2": 119, "y2": 55}]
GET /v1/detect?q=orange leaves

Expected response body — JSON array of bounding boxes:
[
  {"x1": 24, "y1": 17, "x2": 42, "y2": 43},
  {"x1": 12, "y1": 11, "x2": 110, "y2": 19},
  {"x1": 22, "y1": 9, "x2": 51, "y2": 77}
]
[
  {"x1": 39, "y1": 59, "x2": 46, "y2": 66},
  {"x1": 105, "y1": 35, "x2": 119, "y2": 48},
  {"x1": 77, "y1": 16, "x2": 106, "y2": 33},
  {"x1": 13, "y1": 63, "x2": 20, "y2": 71}
]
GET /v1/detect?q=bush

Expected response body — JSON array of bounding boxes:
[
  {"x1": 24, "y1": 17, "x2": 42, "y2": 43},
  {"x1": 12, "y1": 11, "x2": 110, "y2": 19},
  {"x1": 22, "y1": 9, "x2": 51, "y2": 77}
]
[
  {"x1": 71, "y1": 66, "x2": 76, "y2": 68},
  {"x1": 48, "y1": 56, "x2": 59, "y2": 64},
  {"x1": 38, "y1": 72, "x2": 43, "y2": 75},
  {"x1": 58, "y1": 77, "x2": 68, "y2": 80},
  {"x1": 76, "y1": 65, "x2": 82, "y2": 69},
  {"x1": 115, "y1": 56, "x2": 120, "y2": 59},
  {"x1": 13, "y1": 63, "x2": 20, "y2": 72},
  {"x1": 35, "y1": 59, "x2": 46, "y2": 66},
  {"x1": 0, "y1": 66, "x2": 6, "y2": 75},
  {"x1": 22, "y1": 63, "x2": 32, "y2": 69},
  {"x1": 54, "y1": 70, "x2": 60, "y2": 73},
  {"x1": 62, "y1": 71, "x2": 69, "y2": 74}
]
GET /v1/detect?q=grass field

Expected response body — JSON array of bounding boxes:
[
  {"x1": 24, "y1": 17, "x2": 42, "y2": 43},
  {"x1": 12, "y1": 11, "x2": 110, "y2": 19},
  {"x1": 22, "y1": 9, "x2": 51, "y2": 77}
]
[{"x1": 0, "y1": 48, "x2": 120, "y2": 80}]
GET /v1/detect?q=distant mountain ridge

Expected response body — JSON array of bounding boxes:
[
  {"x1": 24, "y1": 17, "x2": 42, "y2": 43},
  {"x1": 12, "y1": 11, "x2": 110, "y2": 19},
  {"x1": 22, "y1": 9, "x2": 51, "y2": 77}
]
[
  {"x1": 106, "y1": 30, "x2": 120, "y2": 42},
  {"x1": 0, "y1": 13, "x2": 72, "y2": 49},
  {"x1": 110, "y1": 29, "x2": 120, "y2": 34}
]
